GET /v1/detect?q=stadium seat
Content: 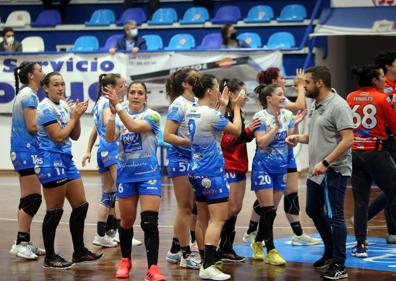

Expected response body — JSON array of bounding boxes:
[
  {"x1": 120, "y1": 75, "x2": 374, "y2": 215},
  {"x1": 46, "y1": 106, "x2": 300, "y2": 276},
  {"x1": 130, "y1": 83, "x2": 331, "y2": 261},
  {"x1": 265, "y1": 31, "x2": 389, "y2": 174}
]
[
  {"x1": 85, "y1": 9, "x2": 115, "y2": 26},
  {"x1": 21, "y1": 36, "x2": 45, "y2": 52},
  {"x1": 237, "y1": 32, "x2": 262, "y2": 48},
  {"x1": 277, "y1": 4, "x2": 307, "y2": 22},
  {"x1": 147, "y1": 8, "x2": 177, "y2": 25},
  {"x1": 211, "y1": 5, "x2": 241, "y2": 24},
  {"x1": 116, "y1": 8, "x2": 146, "y2": 25},
  {"x1": 179, "y1": 7, "x2": 209, "y2": 24},
  {"x1": 5, "y1": 10, "x2": 31, "y2": 27},
  {"x1": 196, "y1": 33, "x2": 222, "y2": 50},
  {"x1": 100, "y1": 34, "x2": 123, "y2": 51},
  {"x1": 31, "y1": 10, "x2": 61, "y2": 27},
  {"x1": 71, "y1": 36, "x2": 99, "y2": 52},
  {"x1": 264, "y1": 32, "x2": 296, "y2": 49},
  {"x1": 165, "y1": 34, "x2": 195, "y2": 51},
  {"x1": 142, "y1": 34, "x2": 163, "y2": 51},
  {"x1": 244, "y1": 5, "x2": 274, "y2": 23}
]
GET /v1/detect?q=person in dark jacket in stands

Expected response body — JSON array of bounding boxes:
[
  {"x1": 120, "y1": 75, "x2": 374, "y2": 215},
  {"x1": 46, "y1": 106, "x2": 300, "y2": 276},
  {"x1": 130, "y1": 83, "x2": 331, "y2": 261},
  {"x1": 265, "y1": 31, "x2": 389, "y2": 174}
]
[
  {"x1": 221, "y1": 24, "x2": 249, "y2": 49},
  {"x1": 0, "y1": 27, "x2": 22, "y2": 52},
  {"x1": 109, "y1": 20, "x2": 147, "y2": 54}
]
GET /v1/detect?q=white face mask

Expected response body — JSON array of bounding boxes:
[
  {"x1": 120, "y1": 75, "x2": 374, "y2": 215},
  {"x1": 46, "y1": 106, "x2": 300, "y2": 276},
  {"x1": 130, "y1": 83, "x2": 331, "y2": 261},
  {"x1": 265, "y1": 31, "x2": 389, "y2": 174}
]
[
  {"x1": 5, "y1": 36, "x2": 14, "y2": 45},
  {"x1": 130, "y1": 29, "x2": 138, "y2": 37}
]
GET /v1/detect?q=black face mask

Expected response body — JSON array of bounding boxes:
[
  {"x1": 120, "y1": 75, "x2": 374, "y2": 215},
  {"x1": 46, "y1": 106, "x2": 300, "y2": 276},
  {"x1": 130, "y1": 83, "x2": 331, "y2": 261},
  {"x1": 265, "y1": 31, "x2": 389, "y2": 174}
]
[{"x1": 230, "y1": 32, "x2": 237, "y2": 40}]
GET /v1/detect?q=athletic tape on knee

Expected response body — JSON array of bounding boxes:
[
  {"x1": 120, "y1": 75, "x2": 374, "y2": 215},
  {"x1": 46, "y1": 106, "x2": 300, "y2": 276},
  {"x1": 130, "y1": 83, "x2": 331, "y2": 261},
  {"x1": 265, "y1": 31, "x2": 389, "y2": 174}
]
[
  {"x1": 284, "y1": 192, "x2": 300, "y2": 215},
  {"x1": 100, "y1": 192, "x2": 116, "y2": 208},
  {"x1": 140, "y1": 211, "x2": 158, "y2": 233},
  {"x1": 19, "y1": 194, "x2": 42, "y2": 217}
]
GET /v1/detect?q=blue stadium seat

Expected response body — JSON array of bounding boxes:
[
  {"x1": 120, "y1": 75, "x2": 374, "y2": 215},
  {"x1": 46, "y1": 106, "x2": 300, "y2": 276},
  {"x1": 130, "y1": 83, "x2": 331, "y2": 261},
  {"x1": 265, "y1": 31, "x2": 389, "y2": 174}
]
[
  {"x1": 277, "y1": 4, "x2": 307, "y2": 22},
  {"x1": 244, "y1": 5, "x2": 274, "y2": 23},
  {"x1": 196, "y1": 33, "x2": 222, "y2": 50},
  {"x1": 147, "y1": 8, "x2": 178, "y2": 25},
  {"x1": 100, "y1": 34, "x2": 123, "y2": 51},
  {"x1": 165, "y1": 34, "x2": 195, "y2": 50},
  {"x1": 237, "y1": 32, "x2": 262, "y2": 48},
  {"x1": 71, "y1": 36, "x2": 99, "y2": 52},
  {"x1": 31, "y1": 10, "x2": 61, "y2": 27},
  {"x1": 116, "y1": 8, "x2": 146, "y2": 26},
  {"x1": 85, "y1": 9, "x2": 115, "y2": 26},
  {"x1": 211, "y1": 5, "x2": 241, "y2": 24},
  {"x1": 179, "y1": 7, "x2": 209, "y2": 24},
  {"x1": 264, "y1": 32, "x2": 296, "y2": 49},
  {"x1": 142, "y1": 34, "x2": 163, "y2": 51}
]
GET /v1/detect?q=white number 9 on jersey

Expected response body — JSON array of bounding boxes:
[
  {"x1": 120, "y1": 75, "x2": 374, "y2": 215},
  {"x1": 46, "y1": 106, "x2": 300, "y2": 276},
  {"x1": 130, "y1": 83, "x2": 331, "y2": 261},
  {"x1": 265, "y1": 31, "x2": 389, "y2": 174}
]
[{"x1": 351, "y1": 104, "x2": 377, "y2": 129}]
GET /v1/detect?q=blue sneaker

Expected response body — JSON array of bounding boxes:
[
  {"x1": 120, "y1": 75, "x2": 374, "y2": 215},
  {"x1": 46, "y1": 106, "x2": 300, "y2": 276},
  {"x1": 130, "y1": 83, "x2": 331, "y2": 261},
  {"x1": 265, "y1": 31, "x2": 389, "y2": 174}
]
[
  {"x1": 351, "y1": 244, "x2": 368, "y2": 258},
  {"x1": 166, "y1": 250, "x2": 182, "y2": 264}
]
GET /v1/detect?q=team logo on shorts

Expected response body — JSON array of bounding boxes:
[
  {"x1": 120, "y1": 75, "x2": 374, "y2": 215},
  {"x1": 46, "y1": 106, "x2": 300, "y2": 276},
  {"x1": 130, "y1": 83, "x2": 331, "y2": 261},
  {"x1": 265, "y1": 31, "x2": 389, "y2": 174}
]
[
  {"x1": 148, "y1": 180, "x2": 157, "y2": 184},
  {"x1": 34, "y1": 165, "x2": 41, "y2": 175},
  {"x1": 10, "y1": 152, "x2": 16, "y2": 161},
  {"x1": 201, "y1": 178, "x2": 212, "y2": 188},
  {"x1": 283, "y1": 174, "x2": 287, "y2": 183},
  {"x1": 101, "y1": 151, "x2": 109, "y2": 157}
]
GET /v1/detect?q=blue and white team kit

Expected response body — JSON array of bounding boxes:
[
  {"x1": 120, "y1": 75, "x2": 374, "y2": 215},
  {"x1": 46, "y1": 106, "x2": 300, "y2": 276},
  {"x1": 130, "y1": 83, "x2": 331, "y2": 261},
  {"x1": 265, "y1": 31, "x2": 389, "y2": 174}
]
[
  {"x1": 251, "y1": 109, "x2": 294, "y2": 191},
  {"x1": 115, "y1": 108, "x2": 162, "y2": 198},
  {"x1": 93, "y1": 96, "x2": 119, "y2": 173},
  {"x1": 166, "y1": 95, "x2": 197, "y2": 178},
  {"x1": 186, "y1": 104, "x2": 230, "y2": 203},
  {"x1": 35, "y1": 98, "x2": 80, "y2": 186},
  {"x1": 10, "y1": 87, "x2": 40, "y2": 173}
]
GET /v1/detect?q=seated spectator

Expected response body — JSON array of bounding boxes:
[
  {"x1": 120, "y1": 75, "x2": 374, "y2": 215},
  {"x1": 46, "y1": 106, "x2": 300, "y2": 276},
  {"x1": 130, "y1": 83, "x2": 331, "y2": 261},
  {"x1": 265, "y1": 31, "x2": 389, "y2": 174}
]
[
  {"x1": 109, "y1": 20, "x2": 147, "y2": 54},
  {"x1": 0, "y1": 27, "x2": 22, "y2": 52},
  {"x1": 221, "y1": 24, "x2": 249, "y2": 49}
]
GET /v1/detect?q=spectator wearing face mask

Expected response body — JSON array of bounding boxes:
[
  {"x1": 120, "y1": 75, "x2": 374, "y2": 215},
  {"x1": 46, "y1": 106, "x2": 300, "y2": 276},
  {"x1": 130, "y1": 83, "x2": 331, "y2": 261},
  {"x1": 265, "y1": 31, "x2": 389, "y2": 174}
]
[
  {"x1": 109, "y1": 20, "x2": 147, "y2": 54},
  {"x1": 221, "y1": 24, "x2": 249, "y2": 49},
  {"x1": 0, "y1": 27, "x2": 22, "y2": 52}
]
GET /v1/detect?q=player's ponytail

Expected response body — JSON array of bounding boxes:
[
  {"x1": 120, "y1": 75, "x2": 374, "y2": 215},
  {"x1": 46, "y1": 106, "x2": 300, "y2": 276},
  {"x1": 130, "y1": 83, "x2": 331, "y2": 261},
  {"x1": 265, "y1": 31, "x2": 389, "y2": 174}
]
[{"x1": 254, "y1": 84, "x2": 282, "y2": 109}]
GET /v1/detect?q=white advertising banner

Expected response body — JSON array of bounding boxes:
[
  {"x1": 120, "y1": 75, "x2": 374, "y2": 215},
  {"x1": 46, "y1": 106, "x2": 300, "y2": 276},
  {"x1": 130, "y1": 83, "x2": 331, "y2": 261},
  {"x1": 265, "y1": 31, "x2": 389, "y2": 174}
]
[
  {"x1": 331, "y1": 0, "x2": 396, "y2": 7},
  {"x1": 0, "y1": 51, "x2": 282, "y2": 113}
]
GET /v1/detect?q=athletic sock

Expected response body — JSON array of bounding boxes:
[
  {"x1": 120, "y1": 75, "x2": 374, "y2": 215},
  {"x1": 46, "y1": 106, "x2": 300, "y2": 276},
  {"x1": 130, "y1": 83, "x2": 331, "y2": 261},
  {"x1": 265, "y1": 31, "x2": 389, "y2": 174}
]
[
  {"x1": 16, "y1": 232, "x2": 30, "y2": 244},
  {"x1": 119, "y1": 226, "x2": 133, "y2": 259},
  {"x1": 105, "y1": 215, "x2": 114, "y2": 233},
  {"x1": 247, "y1": 220, "x2": 259, "y2": 234},
  {"x1": 290, "y1": 221, "x2": 303, "y2": 236},
  {"x1": 181, "y1": 246, "x2": 192, "y2": 259},
  {"x1": 203, "y1": 245, "x2": 217, "y2": 269},
  {"x1": 97, "y1": 221, "x2": 107, "y2": 237},
  {"x1": 69, "y1": 202, "x2": 88, "y2": 255},
  {"x1": 190, "y1": 230, "x2": 196, "y2": 243},
  {"x1": 170, "y1": 237, "x2": 180, "y2": 253},
  {"x1": 42, "y1": 208, "x2": 63, "y2": 258}
]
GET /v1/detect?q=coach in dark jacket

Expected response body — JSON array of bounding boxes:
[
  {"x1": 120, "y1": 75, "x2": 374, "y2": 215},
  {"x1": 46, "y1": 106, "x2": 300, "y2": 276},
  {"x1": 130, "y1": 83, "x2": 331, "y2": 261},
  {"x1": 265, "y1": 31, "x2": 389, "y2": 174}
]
[{"x1": 109, "y1": 20, "x2": 146, "y2": 54}]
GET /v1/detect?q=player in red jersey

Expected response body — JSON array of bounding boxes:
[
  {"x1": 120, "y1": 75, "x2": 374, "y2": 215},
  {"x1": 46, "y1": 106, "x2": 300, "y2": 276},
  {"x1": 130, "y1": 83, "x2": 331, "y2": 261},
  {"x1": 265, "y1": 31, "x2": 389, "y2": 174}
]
[
  {"x1": 347, "y1": 65, "x2": 396, "y2": 258},
  {"x1": 364, "y1": 51, "x2": 396, "y2": 244}
]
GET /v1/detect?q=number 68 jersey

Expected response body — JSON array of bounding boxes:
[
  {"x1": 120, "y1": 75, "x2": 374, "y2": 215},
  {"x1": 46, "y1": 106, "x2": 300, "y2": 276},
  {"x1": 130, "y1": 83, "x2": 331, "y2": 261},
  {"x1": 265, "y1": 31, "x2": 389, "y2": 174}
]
[{"x1": 347, "y1": 86, "x2": 396, "y2": 151}]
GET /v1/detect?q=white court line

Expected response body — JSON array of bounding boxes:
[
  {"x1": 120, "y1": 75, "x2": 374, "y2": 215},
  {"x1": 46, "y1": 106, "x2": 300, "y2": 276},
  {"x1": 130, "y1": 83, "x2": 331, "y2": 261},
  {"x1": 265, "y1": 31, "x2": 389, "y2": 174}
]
[
  {"x1": 0, "y1": 182, "x2": 173, "y2": 187},
  {"x1": 0, "y1": 217, "x2": 386, "y2": 230}
]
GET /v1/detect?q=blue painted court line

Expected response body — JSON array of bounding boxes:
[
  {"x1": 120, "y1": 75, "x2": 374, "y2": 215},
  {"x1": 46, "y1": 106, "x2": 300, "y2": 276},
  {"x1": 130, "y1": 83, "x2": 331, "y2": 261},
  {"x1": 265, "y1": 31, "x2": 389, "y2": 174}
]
[{"x1": 234, "y1": 234, "x2": 396, "y2": 272}]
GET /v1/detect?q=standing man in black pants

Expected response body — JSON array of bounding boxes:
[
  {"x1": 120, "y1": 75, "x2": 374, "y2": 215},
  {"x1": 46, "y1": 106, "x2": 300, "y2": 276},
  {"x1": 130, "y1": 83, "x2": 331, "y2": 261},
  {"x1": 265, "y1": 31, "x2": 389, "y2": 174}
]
[
  {"x1": 286, "y1": 66, "x2": 354, "y2": 280},
  {"x1": 346, "y1": 65, "x2": 396, "y2": 258}
]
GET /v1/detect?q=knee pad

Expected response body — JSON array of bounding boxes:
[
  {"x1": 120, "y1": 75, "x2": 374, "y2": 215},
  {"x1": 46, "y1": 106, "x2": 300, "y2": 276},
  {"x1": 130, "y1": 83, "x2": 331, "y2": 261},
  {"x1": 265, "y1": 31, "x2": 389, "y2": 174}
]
[
  {"x1": 71, "y1": 202, "x2": 89, "y2": 221},
  {"x1": 19, "y1": 194, "x2": 42, "y2": 217},
  {"x1": 253, "y1": 199, "x2": 261, "y2": 215},
  {"x1": 284, "y1": 192, "x2": 300, "y2": 215},
  {"x1": 140, "y1": 211, "x2": 158, "y2": 234},
  {"x1": 100, "y1": 192, "x2": 116, "y2": 208},
  {"x1": 43, "y1": 208, "x2": 63, "y2": 227},
  {"x1": 192, "y1": 204, "x2": 197, "y2": 215}
]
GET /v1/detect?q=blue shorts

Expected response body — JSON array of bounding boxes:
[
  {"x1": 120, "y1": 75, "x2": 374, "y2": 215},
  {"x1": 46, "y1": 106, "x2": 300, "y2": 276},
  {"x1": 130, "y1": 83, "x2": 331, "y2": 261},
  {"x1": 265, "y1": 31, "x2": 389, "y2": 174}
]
[
  {"x1": 189, "y1": 174, "x2": 229, "y2": 204},
  {"x1": 116, "y1": 179, "x2": 162, "y2": 198},
  {"x1": 225, "y1": 172, "x2": 247, "y2": 184},
  {"x1": 35, "y1": 151, "x2": 80, "y2": 186},
  {"x1": 97, "y1": 149, "x2": 118, "y2": 173},
  {"x1": 10, "y1": 149, "x2": 40, "y2": 171},
  {"x1": 251, "y1": 169, "x2": 286, "y2": 192},
  {"x1": 167, "y1": 158, "x2": 190, "y2": 178},
  {"x1": 287, "y1": 148, "x2": 297, "y2": 172}
]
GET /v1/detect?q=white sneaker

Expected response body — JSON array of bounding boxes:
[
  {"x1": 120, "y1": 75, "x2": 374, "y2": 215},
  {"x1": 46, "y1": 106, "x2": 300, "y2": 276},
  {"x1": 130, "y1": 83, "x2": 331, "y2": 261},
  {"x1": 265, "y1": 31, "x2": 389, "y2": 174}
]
[
  {"x1": 242, "y1": 231, "x2": 257, "y2": 243},
  {"x1": 191, "y1": 241, "x2": 199, "y2": 252},
  {"x1": 132, "y1": 238, "x2": 142, "y2": 246},
  {"x1": 92, "y1": 234, "x2": 118, "y2": 247},
  {"x1": 199, "y1": 265, "x2": 231, "y2": 280},
  {"x1": 10, "y1": 242, "x2": 38, "y2": 260},
  {"x1": 166, "y1": 250, "x2": 182, "y2": 264},
  {"x1": 27, "y1": 241, "x2": 46, "y2": 256},
  {"x1": 291, "y1": 233, "x2": 322, "y2": 246},
  {"x1": 180, "y1": 253, "x2": 201, "y2": 269},
  {"x1": 113, "y1": 230, "x2": 120, "y2": 243}
]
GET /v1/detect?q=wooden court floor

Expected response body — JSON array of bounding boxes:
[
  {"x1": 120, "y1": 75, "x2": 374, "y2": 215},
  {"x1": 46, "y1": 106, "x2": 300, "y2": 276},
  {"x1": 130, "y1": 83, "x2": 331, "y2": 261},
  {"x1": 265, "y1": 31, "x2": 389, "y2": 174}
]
[{"x1": 0, "y1": 172, "x2": 394, "y2": 281}]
